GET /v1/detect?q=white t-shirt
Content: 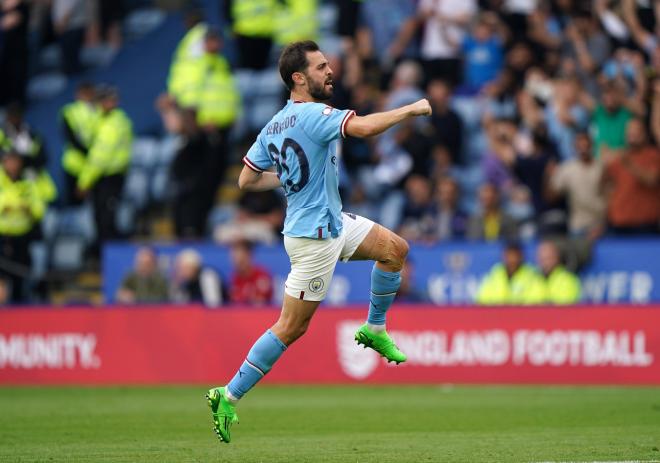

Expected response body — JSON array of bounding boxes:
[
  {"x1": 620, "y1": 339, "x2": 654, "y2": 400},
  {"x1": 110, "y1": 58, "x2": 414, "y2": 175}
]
[{"x1": 419, "y1": 0, "x2": 477, "y2": 60}]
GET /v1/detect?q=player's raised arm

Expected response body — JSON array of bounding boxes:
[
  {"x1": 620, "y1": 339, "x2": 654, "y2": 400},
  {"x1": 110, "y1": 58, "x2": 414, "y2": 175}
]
[
  {"x1": 238, "y1": 165, "x2": 282, "y2": 192},
  {"x1": 344, "y1": 98, "x2": 432, "y2": 138}
]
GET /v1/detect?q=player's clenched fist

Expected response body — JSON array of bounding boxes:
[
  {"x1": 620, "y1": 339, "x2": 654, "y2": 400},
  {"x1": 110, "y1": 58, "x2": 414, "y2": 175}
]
[{"x1": 409, "y1": 98, "x2": 432, "y2": 117}]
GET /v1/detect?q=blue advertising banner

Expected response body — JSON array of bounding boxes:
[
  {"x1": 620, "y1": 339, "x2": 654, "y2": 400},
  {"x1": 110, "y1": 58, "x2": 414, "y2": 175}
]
[{"x1": 103, "y1": 239, "x2": 660, "y2": 305}]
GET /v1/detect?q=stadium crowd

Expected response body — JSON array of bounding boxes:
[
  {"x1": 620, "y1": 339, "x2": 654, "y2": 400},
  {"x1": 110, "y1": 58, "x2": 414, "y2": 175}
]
[{"x1": 0, "y1": 0, "x2": 659, "y2": 305}]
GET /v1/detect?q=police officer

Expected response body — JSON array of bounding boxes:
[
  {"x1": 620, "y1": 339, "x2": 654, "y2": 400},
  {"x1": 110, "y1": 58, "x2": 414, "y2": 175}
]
[
  {"x1": 225, "y1": 0, "x2": 276, "y2": 70},
  {"x1": 78, "y1": 86, "x2": 132, "y2": 253},
  {"x1": 0, "y1": 103, "x2": 56, "y2": 204},
  {"x1": 60, "y1": 82, "x2": 99, "y2": 205},
  {"x1": 476, "y1": 241, "x2": 545, "y2": 305},
  {"x1": 0, "y1": 150, "x2": 46, "y2": 303},
  {"x1": 274, "y1": 0, "x2": 318, "y2": 47},
  {"x1": 167, "y1": 9, "x2": 207, "y2": 100},
  {"x1": 536, "y1": 240, "x2": 581, "y2": 304}
]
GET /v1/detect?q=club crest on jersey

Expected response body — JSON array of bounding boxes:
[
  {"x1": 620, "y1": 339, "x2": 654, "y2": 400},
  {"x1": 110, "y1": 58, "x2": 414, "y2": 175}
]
[
  {"x1": 309, "y1": 277, "x2": 325, "y2": 292},
  {"x1": 322, "y1": 106, "x2": 333, "y2": 116}
]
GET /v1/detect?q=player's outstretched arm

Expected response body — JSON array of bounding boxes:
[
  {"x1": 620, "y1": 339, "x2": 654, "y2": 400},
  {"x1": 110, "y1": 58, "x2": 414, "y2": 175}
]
[
  {"x1": 238, "y1": 166, "x2": 282, "y2": 192},
  {"x1": 344, "y1": 98, "x2": 432, "y2": 138}
]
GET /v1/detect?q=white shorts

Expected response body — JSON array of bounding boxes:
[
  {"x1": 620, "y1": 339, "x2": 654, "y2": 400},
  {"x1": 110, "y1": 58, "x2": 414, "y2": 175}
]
[{"x1": 284, "y1": 213, "x2": 375, "y2": 301}]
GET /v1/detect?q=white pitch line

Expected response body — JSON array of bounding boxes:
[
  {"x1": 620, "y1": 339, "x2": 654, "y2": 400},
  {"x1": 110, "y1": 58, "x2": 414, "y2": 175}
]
[{"x1": 532, "y1": 460, "x2": 660, "y2": 463}]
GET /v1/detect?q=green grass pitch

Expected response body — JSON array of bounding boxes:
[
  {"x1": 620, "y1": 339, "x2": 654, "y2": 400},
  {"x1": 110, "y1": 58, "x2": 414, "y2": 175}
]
[{"x1": 1, "y1": 385, "x2": 659, "y2": 462}]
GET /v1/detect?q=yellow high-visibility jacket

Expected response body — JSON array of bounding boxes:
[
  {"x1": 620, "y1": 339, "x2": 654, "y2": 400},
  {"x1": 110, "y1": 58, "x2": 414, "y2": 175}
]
[
  {"x1": 0, "y1": 168, "x2": 46, "y2": 236},
  {"x1": 476, "y1": 263, "x2": 545, "y2": 305},
  {"x1": 60, "y1": 100, "x2": 100, "y2": 177},
  {"x1": 78, "y1": 108, "x2": 133, "y2": 191},
  {"x1": 232, "y1": 0, "x2": 276, "y2": 37}
]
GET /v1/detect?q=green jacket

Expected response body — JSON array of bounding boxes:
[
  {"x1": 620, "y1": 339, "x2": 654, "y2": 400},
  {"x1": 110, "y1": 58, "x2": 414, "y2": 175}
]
[
  {"x1": 0, "y1": 168, "x2": 46, "y2": 236},
  {"x1": 541, "y1": 266, "x2": 581, "y2": 305},
  {"x1": 78, "y1": 108, "x2": 133, "y2": 191},
  {"x1": 476, "y1": 263, "x2": 545, "y2": 305}
]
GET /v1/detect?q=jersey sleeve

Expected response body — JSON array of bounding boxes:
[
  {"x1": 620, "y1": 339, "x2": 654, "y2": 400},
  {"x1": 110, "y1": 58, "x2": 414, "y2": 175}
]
[
  {"x1": 242, "y1": 135, "x2": 274, "y2": 173},
  {"x1": 301, "y1": 103, "x2": 355, "y2": 144}
]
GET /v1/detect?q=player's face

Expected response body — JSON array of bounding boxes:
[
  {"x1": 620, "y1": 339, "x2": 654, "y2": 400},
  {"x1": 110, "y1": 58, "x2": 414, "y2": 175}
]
[{"x1": 303, "y1": 51, "x2": 334, "y2": 101}]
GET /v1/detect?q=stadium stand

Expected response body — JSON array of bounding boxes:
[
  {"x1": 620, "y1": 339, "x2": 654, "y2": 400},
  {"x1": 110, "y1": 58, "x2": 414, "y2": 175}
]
[{"x1": 0, "y1": 0, "x2": 658, "y2": 306}]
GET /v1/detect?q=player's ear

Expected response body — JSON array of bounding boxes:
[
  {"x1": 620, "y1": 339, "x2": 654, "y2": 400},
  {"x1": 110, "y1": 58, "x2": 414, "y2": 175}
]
[{"x1": 292, "y1": 71, "x2": 306, "y2": 87}]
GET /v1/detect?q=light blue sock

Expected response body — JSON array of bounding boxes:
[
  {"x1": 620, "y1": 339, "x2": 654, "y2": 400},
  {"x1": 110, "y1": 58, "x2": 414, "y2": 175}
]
[
  {"x1": 227, "y1": 330, "x2": 287, "y2": 399},
  {"x1": 367, "y1": 265, "x2": 401, "y2": 326}
]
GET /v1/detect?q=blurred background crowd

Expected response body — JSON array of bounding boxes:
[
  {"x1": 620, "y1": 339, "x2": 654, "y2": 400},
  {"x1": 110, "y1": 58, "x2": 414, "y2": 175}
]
[{"x1": 0, "y1": 0, "x2": 658, "y2": 306}]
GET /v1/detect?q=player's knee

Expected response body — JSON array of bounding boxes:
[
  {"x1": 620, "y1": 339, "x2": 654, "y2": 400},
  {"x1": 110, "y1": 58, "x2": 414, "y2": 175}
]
[
  {"x1": 273, "y1": 318, "x2": 310, "y2": 345},
  {"x1": 388, "y1": 235, "x2": 409, "y2": 271}
]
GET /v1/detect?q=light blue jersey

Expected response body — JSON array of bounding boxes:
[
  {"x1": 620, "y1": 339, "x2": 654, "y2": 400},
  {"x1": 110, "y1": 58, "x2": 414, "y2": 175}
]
[{"x1": 243, "y1": 100, "x2": 355, "y2": 239}]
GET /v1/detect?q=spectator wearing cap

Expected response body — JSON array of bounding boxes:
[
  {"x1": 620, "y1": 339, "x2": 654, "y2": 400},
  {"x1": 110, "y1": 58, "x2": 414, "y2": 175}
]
[
  {"x1": 604, "y1": 118, "x2": 660, "y2": 235},
  {"x1": 171, "y1": 248, "x2": 224, "y2": 307},
  {"x1": 116, "y1": 247, "x2": 169, "y2": 304},
  {"x1": 536, "y1": 240, "x2": 581, "y2": 305},
  {"x1": 476, "y1": 242, "x2": 544, "y2": 305},
  {"x1": 0, "y1": 150, "x2": 46, "y2": 303},
  {"x1": 78, "y1": 86, "x2": 133, "y2": 254},
  {"x1": 229, "y1": 240, "x2": 273, "y2": 306}
]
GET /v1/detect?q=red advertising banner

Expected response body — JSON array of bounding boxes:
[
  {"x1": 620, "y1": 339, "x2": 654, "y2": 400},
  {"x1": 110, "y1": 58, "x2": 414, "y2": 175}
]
[{"x1": 1, "y1": 305, "x2": 659, "y2": 385}]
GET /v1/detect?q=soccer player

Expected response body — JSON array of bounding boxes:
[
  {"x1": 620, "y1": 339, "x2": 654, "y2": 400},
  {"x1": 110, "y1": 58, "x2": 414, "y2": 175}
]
[{"x1": 206, "y1": 40, "x2": 432, "y2": 443}]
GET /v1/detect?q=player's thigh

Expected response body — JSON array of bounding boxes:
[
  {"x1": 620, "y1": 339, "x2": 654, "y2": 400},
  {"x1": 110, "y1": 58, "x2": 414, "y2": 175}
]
[
  {"x1": 349, "y1": 221, "x2": 408, "y2": 264},
  {"x1": 283, "y1": 236, "x2": 341, "y2": 301},
  {"x1": 338, "y1": 213, "x2": 376, "y2": 262}
]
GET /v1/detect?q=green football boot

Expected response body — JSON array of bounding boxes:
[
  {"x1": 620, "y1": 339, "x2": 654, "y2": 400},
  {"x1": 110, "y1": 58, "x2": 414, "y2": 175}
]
[
  {"x1": 354, "y1": 323, "x2": 407, "y2": 364},
  {"x1": 206, "y1": 386, "x2": 239, "y2": 443}
]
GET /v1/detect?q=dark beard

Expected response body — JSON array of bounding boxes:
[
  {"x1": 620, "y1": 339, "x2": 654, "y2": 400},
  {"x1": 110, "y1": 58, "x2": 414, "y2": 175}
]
[{"x1": 308, "y1": 77, "x2": 333, "y2": 101}]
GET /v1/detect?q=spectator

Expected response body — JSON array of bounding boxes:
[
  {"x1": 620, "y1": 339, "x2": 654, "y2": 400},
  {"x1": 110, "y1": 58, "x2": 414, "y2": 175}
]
[
  {"x1": 229, "y1": 240, "x2": 273, "y2": 305},
  {"x1": 0, "y1": 0, "x2": 29, "y2": 105},
  {"x1": 549, "y1": 132, "x2": 606, "y2": 239},
  {"x1": 561, "y1": 10, "x2": 611, "y2": 96},
  {"x1": 78, "y1": 86, "x2": 133, "y2": 255},
  {"x1": 476, "y1": 241, "x2": 544, "y2": 305},
  {"x1": 591, "y1": 80, "x2": 639, "y2": 159},
  {"x1": 116, "y1": 247, "x2": 169, "y2": 304},
  {"x1": 273, "y1": 0, "x2": 319, "y2": 47},
  {"x1": 52, "y1": 0, "x2": 91, "y2": 75},
  {"x1": 430, "y1": 176, "x2": 467, "y2": 240},
  {"x1": 97, "y1": 0, "x2": 124, "y2": 49},
  {"x1": 0, "y1": 150, "x2": 46, "y2": 303},
  {"x1": 461, "y1": 12, "x2": 506, "y2": 93},
  {"x1": 512, "y1": 128, "x2": 565, "y2": 233},
  {"x1": 536, "y1": 240, "x2": 581, "y2": 304},
  {"x1": 418, "y1": 0, "x2": 478, "y2": 86},
  {"x1": 398, "y1": 175, "x2": 436, "y2": 242},
  {"x1": 467, "y1": 183, "x2": 519, "y2": 241},
  {"x1": 60, "y1": 82, "x2": 99, "y2": 206},
  {"x1": 170, "y1": 108, "x2": 214, "y2": 238},
  {"x1": 355, "y1": 0, "x2": 418, "y2": 70},
  {"x1": 544, "y1": 77, "x2": 590, "y2": 161},
  {"x1": 214, "y1": 189, "x2": 285, "y2": 245},
  {"x1": 171, "y1": 248, "x2": 224, "y2": 307},
  {"x1": 604, "y1": 118, "x2": 660, "y2": 235},
  {"x1": 427, "y1": 79, "x2": 463, "y2": 164}
]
